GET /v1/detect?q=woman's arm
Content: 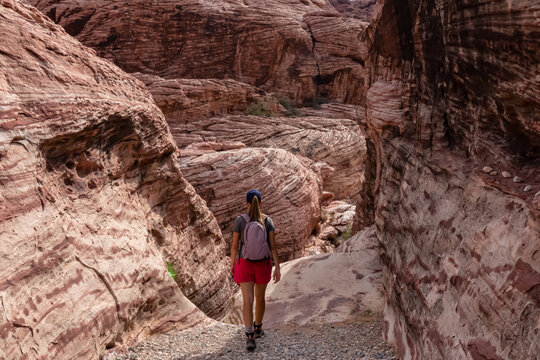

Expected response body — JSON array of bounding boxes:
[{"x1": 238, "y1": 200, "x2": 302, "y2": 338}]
[
  {"x1": 268, "y1": 231, "x2": 281, "y2": 283},
  {"x1": 230, "y1": 232, "x2": 240, "y2": 275}
]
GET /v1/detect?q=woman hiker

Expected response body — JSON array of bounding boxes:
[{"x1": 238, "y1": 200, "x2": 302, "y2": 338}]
[{"x1": 230, "y1": 190, "x2": 281, "y2": 351}]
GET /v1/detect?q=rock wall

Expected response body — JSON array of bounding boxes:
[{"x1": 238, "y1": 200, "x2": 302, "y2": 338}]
[
  {"x1": 365, "y1": 0, "x2": 540, "y2": 359},
  {"x1": 29, "y1": 0, "x2": 370, "y2": 104},
  {"x1": 179, "y1": 147, "x2": 322, "y2": 261},
  {"x1": 0, "y1": 1, "x2": 232, "y2": 358},
  {"x1": 133, "y1": 74, "x2": 265, "y2": 124}
]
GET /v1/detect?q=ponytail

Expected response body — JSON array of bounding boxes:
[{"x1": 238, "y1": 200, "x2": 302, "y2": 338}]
[{"x1": 248, "y1": 196, "x2": 264, "y2": 224}]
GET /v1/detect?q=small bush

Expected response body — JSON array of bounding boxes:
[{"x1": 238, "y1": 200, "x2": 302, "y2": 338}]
[
  {"x1": 278, "y1": 97, "x2": 301, "y2": 117},
  {"x1": 310, "y1": 96, "x2": 330, "y2": 109},
  {"x1": 244, "y1": 101, "x2": 274, "y2": 117},
  {"x1": 167, "y1": 262, "x2": 177, "y2": 279},
  {"x1": 341, "y1": 224, "x2": 352, "y2": 241}
]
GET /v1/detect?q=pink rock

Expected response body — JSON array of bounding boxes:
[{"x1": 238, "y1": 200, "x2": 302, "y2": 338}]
[
  {"x1": 179, "y1": 148, "x2": 322, "y2": 261},
  {"x1": 223, "y1": 226, "x2": 384, "y2": 326},
  {"x1": 365, "y1": 0, "x2": 540, "y2": 359},
  {"x1": 133, "y1": 74, "x2": 266, "y2": 125},
  {"x1": 30, "y1": 0, "x2": 371, "y2": 104},
  {"x1": 0, "y1": 2, "x2": 232, "y2": 358},
  {"x1": 173, "y1": 115, "x2": 367, "y2": 203}
]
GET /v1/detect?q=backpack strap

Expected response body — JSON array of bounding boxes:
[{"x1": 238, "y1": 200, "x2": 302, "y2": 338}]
[{"x1": 240, "y1": 213, "x2": 250, "y2": 222}]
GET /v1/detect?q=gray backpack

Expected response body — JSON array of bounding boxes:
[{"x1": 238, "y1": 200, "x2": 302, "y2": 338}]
[{"x1": 240, "y1": 214, "x2": 271, "y2": 261}]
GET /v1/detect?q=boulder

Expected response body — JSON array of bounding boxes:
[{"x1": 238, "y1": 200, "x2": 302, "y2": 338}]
[
  {"x1": 179, "y1": 148, "x2": 322, "y2": 261},
  {"x1": 174, "y1": 115, "x2": 366, "y2": 203},
  {"x1": 0, "y1": 1, "x2": 231, "y2": 358}
]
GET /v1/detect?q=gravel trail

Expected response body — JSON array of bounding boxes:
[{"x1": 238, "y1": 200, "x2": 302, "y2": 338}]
[{"x1": 104, "y1": 313, "x2": 396, "y2": 360}]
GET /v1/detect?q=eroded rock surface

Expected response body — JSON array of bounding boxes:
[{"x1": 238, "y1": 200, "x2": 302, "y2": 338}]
[
  {"x1": 224, "y1": 226, "x2": 383, "y2": 326},
  {"x1": 365, "y1": 1, "x2": 540, "y2": 359},
  {"x1": 133, "y1": 73, "x2": 265, "y2": 124},
  {"x1": 30, "y1": 0, "x2": 369, "y2": 103},
  {"x1": 174, "y1": 114, "x2": 366, "y2": 203},
  {"x1": 0, "y1": 1, "x2": 231, "y2": 358},
  {"x1": 179, "y1": 148, "x2": 322, "y2": 261}
]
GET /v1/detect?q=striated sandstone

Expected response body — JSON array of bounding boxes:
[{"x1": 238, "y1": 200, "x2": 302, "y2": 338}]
[
  {"x1": 0, "y1": 1, "x2": 231, "y2": 359},
  {"x1": 178, "y1": 148, "x2": 322, "y2": 261},
  {"x1": 133, "y1": 73, "x2": 265, "y2": 124},
  {"x1": 172, "y1": 114, "x2": 366, "y2": 203},
  {"x1": 326, "y1": 0, "x2": 376, "y2": 21},
  {"x1": 365, "y1": 0, "x2": 540, "y2": 359},
  {"x1": 304, "y1": 12, "x2": 369, "y2": 104},
  {"x1": 30, "y1": 0, "x2": 370, "y2": 104},
  {"x1": 224, "y1": 226, "x2": 384, "y2": 326},
  {"x1": 30, "y1": 0, "x2": 320, "y2": 101}
]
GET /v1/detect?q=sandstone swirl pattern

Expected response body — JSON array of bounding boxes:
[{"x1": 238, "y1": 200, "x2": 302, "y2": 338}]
[
  {"x1": 0, "y1": 1, "x2": 232, "y2": 359},
  {"x1": 173, "y1": 115, "x2": 367, "y2": 203},
  {"x1": 179, "y1": 148, "x2": 322, "y2": 261},
  {"x1": 29, "y1": 0, "x2": 370, "y2": 104},
  {"x1": 364, "y1": 1, "x2": 540, "y2": 359}
]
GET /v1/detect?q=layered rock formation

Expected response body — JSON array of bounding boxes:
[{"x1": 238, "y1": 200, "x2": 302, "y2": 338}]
[
  {"x1": 0, "y1": 1, "x2": 232, "y2": 358},
  {"x1": 326, "y1": 0, "x2": 376, "y2": 20},
  {"x1": 365, "y1": 0, "x2": 540, "y2": 359},
  {"x1": 133, "y1": 73, "x2": 265, "y2": 124},
  {"x1": 179, "y1": 148, "x2": 322, "y2": 261},
  {"x1": 30, "y1": 0, "x2": 369, "y2": 103},
  {"x1": 173, "y1": 114, "x2": 366, "y2": 203},
  {"x1": 224, "y1": 226, "x2": 384, "y2": 326}
]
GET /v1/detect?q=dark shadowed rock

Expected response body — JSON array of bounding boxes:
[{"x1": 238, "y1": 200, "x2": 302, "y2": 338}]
[{"x1": 365, "y1": 0, "x2": 540, "y2": 358}]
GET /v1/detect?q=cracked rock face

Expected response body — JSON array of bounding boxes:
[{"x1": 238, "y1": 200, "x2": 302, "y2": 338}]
[
  {"x1": 365, "y1": 0, "x2": 540, "y2": 359},
  {"x1": 30, "y1": 0, "x2": 369, "y2": 104},
  {"x1": 179, "y1": 148, "x2": 322, "y2": 262},
  {"x1": 0, "y1": 1, "x2": 232, "y2": 358}
]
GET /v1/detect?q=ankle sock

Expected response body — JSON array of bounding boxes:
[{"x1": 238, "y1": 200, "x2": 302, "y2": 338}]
[
  {"x1": 246, "y1": 326, "x2": 253, "y2": 333},
  {"x1": 254, "y1": 322, "x2": 262, "y2": 328}
]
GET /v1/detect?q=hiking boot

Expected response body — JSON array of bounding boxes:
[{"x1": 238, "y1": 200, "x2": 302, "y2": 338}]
[
  {"x1": 246, "y1": 332, "x2": 256, "y2": 351},
  {"x1": 254, "y1": 322, "x2": 264, "y2": 338}
]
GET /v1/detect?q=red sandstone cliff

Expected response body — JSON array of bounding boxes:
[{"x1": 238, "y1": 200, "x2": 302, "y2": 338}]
[
  {"x1": 29, "y1": 0, "x2": 370, "y2": 104},
  {"x1": 0, "y1": 1, "x2": 232, "y2": 358},
  {"x1": 364, "y1": 0, "x2": 540, "y2": 359}
]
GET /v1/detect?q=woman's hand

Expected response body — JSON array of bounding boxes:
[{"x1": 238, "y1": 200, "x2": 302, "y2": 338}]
[
  {"x1": 273, "y1": 266, "x2": 281, "y2": 283},
  {"x1": 230, "y1": 263, "x2": 235, "y2": 277}
]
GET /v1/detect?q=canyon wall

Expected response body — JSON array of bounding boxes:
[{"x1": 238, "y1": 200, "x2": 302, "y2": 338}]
[
  {"x1": 365, "y1": 0, "x2": 540, "y2": 359},
  {"x1": 0, "y1": 1, "x2": 232, "y2": 359},
  {"x1": 28, "y1": 0, "x2": 375, "y2": 258},
  {"x1": 29, "y1": 0, "x2": 370, "y2": 104}
]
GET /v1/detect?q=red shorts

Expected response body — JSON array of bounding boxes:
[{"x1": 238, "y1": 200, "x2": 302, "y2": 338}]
[{"x1": 234, "y1": 258, "x2": 272, "y2": 284}]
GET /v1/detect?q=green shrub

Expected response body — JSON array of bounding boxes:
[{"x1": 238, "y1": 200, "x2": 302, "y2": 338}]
[
  {"x1": 167, "y1": 262, "x2": 177, "y2": 279},
  {"x1": 278, "y1": 97, "x2": 301, "y2": 117},
  {"x1": 341, "y1": 224, "x2": 352, "y2": 241},
  {"x1": 244, "y1": 101, "x2": 274, "y2": 117}
]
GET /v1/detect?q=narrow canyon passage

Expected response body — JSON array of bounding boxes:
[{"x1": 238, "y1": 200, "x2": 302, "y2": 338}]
[{"x1": 1, "y1": 0, "x2": 538, "y2": 359}]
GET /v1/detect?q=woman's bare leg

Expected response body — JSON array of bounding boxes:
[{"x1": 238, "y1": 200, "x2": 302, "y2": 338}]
[
  {"x1": 240, "y1": 282, "x2": 255, "y2": 328},
  {"x1": 254, "y1": 283, "x2": 268, "y2": 324}
]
